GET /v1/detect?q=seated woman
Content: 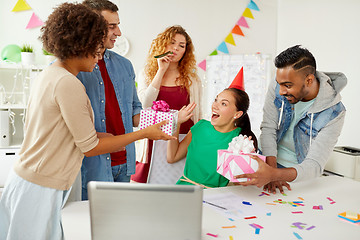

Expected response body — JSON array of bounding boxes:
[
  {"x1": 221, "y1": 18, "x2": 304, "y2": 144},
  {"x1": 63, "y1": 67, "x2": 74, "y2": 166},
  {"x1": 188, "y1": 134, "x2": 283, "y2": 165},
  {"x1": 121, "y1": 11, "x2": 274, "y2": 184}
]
[{"x1": 167, "y1": 87, "x2": 258, "y2": 188}]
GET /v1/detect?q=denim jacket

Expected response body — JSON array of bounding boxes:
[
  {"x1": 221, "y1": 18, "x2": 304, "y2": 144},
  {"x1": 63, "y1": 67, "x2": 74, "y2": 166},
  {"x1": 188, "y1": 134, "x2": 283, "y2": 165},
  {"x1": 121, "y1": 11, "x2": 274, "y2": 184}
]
[
  {"x1": 77, "y1": 50, "x2": 142, "y2": 194},
  {"x1": 260, "y1": 71, "x2": 346, "y2": 182},
  {"x1": 274, "y1": 84, "x2": 345, "y2": 164}
]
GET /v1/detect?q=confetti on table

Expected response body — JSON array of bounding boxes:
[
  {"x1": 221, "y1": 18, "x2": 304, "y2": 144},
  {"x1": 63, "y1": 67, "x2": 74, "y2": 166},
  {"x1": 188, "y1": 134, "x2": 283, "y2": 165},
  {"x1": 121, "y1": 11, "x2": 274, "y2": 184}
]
[
  {"x1": 229, "y1": 236, "x2": 233, "y2": 240},
  {"x1": 255, "y1": 228, "x2": 260, "y2": 234},
  {"x1": 206, "y1": 233, "x2": 218, "y2": 238},
  {"x1": 292, "y1": 222, "x2": 306, "y2": 229},
  {"x1": 258, "y1": 191, "x2": 270, "y2": 197},
  {"x1": 222, "y1": 225, "x2": 236, "y2": 229},
  {"x1": 327, "y1": 197, "x2": 336, "y2": 204},
  {"x1": 242, "y1": 201, "x2": 252, "y2": 205},
  {"x1": 266, "y1": 203, "x2": 276, "y2": 205},
  {"x1": 244, "y1": 216, "x2": 257, "y2": 220},
  {"x1": 306, "y1": 226, "x2": 316, "y2": 230},
  {"x1": 313, "y1": 205, "x2": 323, "y2": 210},
  {"x1": 266, "y1": 212, "x2": 272, "y2": 216},
  {"x1": 282, "y1": 193, "x2": 287, "y2": 196},
  {"x1": 228, "y1": 218, "x2": 235, "y2": 221},
  {"x1": 292, "y1": 211, "x2": 303, "y2": 214},
  {"x1": 293, "y1": 232, "x2": 303, "y2": 239},
  {"x1": 298, "y1": 197, "x2": 304, "y2": 200},
  {"x1": 252, "y1": 223, "x2": 263, "y2": 229}
]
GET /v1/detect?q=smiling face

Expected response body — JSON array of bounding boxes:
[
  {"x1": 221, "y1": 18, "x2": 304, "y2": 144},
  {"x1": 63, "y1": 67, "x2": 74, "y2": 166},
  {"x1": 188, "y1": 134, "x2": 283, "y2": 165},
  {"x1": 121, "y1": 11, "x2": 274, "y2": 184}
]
[
  {"x1": 276, "y1": 67, "x2": 313, "y2": 104},
  {"x1": 165, "y1": 33, "x2": 186, "y2": 63},
  {"x1": 101, "y1": 10, "x2": 121, "y2": 50},
  {"x1": 211, "y1": 90, "x2": 243, "y2": 132},
  {"x1": 79, "y1": 47, "x2": 103, "y2": 72}
]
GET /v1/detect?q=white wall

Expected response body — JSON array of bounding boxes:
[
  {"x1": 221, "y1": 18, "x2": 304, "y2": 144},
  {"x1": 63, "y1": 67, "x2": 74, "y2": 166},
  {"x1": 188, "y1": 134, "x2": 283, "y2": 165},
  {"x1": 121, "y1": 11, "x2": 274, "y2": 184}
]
[
  {"x1": 277, "y1": 0, "x2": 360, "y2": 149},
  {"x1": 0, "y1": 0, "x2": 277, "y2": 73},
  {"x1": 1, "y1": 0, "x2": 357, "y2": 149},
  {"x1": 114, "y1": 0, "x2": 277, "y2": 79}
]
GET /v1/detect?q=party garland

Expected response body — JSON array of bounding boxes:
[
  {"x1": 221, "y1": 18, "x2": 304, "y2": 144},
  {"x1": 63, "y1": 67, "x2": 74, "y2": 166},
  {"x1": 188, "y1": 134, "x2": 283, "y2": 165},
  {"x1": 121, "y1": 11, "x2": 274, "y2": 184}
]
[{"x1": 198, "y1": 0, "x2": 260, "y2": 71}]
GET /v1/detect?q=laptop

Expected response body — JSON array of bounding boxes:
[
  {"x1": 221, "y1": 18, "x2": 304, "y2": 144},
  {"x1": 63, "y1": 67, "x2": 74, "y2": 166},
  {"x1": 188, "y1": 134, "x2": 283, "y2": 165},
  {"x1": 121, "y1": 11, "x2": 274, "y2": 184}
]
[{"x1": 88, "y1": 181, "x2": 203, "y2": 240}]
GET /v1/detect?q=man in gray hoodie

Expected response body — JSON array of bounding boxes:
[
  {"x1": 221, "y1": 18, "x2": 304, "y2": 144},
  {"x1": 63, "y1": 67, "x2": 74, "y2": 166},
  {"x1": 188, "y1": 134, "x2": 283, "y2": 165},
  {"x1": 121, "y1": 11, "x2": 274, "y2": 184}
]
[{"x1": 236, "y1": 45, "x2": 346, "y2": 193}]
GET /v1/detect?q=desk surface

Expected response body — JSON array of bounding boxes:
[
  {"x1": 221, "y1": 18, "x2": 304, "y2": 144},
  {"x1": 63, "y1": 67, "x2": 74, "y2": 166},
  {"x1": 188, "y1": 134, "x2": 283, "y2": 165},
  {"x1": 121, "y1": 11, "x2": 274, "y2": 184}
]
[{"x1": 62, "y1": 176, "x2": 360, "y2": 239}]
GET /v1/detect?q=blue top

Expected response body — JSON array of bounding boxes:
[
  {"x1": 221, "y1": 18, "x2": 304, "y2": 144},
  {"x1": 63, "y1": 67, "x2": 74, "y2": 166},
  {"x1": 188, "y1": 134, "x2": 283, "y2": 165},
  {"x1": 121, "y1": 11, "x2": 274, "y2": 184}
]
[{"x1": 77, "y1": 49, "x2": 142, "y2": 199}]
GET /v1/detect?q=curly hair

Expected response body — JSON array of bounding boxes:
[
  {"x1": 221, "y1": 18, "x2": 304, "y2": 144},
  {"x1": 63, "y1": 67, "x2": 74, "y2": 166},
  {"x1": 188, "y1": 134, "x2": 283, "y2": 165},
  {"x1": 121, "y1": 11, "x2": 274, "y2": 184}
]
[
  {"x1": 40, "y1": 3, "x2": 108, "y2": 61},
  {"x1": 144, "y1": 25, "x2": 198, "y2": 91}
]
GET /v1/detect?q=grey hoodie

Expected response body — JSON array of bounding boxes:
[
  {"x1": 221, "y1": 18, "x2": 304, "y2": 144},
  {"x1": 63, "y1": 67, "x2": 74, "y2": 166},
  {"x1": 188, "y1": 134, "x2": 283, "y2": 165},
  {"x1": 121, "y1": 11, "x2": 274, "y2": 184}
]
[{"x1": 260, "y1": 71, "x2": 347, "y2": 182}]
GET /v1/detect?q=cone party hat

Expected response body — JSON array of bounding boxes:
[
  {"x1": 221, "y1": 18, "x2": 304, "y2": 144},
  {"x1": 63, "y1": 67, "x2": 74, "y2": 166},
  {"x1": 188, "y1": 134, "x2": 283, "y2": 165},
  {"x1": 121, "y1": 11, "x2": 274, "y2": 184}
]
[{"x1": 229, "y1": 66, "x2": 245, "y2": 91}]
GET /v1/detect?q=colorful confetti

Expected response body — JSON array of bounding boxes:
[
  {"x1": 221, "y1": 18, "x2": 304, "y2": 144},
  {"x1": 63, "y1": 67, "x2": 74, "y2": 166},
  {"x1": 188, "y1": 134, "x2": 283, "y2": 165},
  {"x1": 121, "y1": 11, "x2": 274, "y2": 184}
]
[
  {"x1": 293, "y1": 232, "x2": 303, "y2": 239},
  {"x1": 244, "y1": 216, "x2": 257, "y2": 220},
  {"x1": 206, "y1": 233, "x2": 218, "y2": 238},
  {"x1": 222, "y1": 225, "x2": 236, "y2": 229}
]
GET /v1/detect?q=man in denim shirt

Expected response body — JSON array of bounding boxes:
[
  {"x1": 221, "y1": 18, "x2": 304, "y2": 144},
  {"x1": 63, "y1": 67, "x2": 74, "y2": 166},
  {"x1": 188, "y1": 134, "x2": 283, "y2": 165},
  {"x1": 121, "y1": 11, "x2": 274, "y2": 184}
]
[
  {"x1": 78, "y1": 0, "x2": 142, "y2": 200},
  {"x1": 236, "y1": 45, "x2": 346, "y2": 193}
]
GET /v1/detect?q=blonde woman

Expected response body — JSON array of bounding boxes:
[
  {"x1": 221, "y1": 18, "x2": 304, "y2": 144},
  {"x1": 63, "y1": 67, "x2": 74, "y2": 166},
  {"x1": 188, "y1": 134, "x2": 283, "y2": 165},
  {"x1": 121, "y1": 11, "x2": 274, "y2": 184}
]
[{"x1": 132, "y1": 25, "x2": 202, "y2": 183}]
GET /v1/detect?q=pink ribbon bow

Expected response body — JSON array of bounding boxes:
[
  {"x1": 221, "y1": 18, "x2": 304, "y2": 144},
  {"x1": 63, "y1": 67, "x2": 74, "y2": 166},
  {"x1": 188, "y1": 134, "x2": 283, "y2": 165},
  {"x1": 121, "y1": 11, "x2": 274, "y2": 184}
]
[
  {"x1": 151, "y1": 100, "x2": 170, "y2": 112},
  {"x1": 218, "y1": 151, "x2": 255, "y2": 182}
]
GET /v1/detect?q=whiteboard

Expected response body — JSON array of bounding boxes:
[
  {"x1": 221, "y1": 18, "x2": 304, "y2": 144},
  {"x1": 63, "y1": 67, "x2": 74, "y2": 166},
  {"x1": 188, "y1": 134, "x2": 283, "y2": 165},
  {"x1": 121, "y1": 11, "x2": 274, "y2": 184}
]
[{"x1": 202, "y1": 54, "x2": 271, "y2": 138}]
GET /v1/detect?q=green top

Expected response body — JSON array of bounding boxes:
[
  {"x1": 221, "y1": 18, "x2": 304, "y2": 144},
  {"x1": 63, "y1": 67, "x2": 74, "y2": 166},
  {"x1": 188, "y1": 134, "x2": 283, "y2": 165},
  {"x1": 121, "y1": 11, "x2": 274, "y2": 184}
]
[{"x1": 176, "y1": 120, "x2": 241, "y2": 188}]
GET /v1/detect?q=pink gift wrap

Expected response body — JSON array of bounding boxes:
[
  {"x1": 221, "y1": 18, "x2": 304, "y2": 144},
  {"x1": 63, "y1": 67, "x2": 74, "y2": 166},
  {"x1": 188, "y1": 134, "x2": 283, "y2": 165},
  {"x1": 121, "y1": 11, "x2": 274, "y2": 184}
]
[
  {"x1": 139, "y1": 108, "x2": 178, "y2": 136},
  {"x1": 217, "y1": 150, "x2": 266, "y2": 182}
]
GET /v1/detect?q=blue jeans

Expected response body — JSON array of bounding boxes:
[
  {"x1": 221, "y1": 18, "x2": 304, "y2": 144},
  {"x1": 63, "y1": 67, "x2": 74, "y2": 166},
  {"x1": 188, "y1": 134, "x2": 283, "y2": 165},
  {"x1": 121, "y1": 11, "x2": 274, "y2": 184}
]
[{"x1": 112, "y1": 163, "x2": 131, "y2": 182}]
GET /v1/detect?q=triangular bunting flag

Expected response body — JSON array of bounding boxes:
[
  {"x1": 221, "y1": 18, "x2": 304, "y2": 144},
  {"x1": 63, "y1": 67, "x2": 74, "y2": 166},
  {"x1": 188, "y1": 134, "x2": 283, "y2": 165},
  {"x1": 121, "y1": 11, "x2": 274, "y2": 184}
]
[
  {"x1": 198, "y1": 59, "x2": 206, "y2": 71},
  {"x1": 12, "y1": 0, "x2": 32, "y2": 12},
  {"x1": 210, "y1": 50, "x2": 218, "y2": 56},
  {"x1": 225, "y1": 33, "x2": 236, "y2": 46},
  {"x1": 248, "y1": 0, "x2": 260, "y2": 11},
  {"x1": 232, "y1": 25, "x2": 244, "y2": 36},
  {"x1": 237, "y1": 16, "x2": 249, "y2": 28},
  {"x1": 242, "y1": 8, "x2": 254, "y2": 19},
  {"x1": 26, "y1": 12, "x2": 44, "y2": 29},
  {"x1": 217, "y1": 42, "x2": 229, "y2": 54}
]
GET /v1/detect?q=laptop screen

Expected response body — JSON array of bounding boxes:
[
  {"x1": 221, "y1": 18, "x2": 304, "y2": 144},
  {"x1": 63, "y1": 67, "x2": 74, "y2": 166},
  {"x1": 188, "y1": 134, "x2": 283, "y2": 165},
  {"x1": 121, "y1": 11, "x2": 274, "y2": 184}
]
[{"x1": 88, "y1": 182, "x2": 203, "y2": 240}]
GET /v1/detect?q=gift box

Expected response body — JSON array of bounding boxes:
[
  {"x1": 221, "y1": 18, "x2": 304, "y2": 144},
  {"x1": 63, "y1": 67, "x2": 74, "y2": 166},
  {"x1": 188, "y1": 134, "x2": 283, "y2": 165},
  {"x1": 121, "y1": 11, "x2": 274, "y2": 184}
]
[
  {"x1": 139, "y1": 100, "x2": 178, "y2": 136},
  {"x1": 217, "y1": 135, "x2": 266, "y2": 182}
]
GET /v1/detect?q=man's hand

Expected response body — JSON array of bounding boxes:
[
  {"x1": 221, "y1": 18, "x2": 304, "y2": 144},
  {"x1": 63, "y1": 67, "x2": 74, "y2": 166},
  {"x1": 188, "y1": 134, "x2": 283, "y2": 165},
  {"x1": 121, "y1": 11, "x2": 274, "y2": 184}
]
[{"x1": 263, "y1": 181, "x2": 291, "y2": 194}]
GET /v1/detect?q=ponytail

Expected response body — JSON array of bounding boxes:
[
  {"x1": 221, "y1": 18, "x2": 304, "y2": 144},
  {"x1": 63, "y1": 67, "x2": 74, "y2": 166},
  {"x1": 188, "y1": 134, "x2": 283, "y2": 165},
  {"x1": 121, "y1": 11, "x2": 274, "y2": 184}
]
[
  {"x1": 236, "y1": 113, "x2": 258, "y2": 151},
  {"x1": 227, "y1": 88, "x2": 258, "y2": 151}
]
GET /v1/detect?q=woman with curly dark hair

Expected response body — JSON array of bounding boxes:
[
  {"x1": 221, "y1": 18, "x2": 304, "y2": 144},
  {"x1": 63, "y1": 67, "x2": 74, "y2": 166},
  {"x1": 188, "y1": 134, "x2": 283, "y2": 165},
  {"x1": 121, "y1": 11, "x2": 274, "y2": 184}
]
[{"x1": 0, "y1": 3, "x2": 173, "y2": 239}]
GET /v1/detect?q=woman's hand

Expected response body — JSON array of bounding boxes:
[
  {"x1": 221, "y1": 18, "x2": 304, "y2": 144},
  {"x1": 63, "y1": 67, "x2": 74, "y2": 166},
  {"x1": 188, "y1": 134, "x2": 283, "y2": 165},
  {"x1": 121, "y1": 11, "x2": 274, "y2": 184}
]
[
  {"x1": 178, "y1": 102, "x2": 196, "y2": 124},
  {"x1": 157, "y1": 53, "x2": 173, "y2": 72},
  {"x1": 142, "y1": 120, "x2": 177, "y2": 141}
]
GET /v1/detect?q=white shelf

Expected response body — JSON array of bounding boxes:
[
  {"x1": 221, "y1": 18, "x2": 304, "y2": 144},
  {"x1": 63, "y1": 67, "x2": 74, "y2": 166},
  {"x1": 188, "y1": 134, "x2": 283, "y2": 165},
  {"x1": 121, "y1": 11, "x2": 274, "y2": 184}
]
[
  {"x1": 0, "y1": 104, "x2": 26, "y2": 109},
  {"x1": 0, "y1": 62, "x2": 44, "y2": 71}
]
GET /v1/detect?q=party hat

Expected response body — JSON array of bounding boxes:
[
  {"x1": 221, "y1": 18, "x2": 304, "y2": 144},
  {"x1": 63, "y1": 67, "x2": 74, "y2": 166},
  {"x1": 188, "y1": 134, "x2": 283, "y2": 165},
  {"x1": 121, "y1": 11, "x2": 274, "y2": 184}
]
[{"x1": 229, "y1": 66, "x2": 244, "y2": 91}]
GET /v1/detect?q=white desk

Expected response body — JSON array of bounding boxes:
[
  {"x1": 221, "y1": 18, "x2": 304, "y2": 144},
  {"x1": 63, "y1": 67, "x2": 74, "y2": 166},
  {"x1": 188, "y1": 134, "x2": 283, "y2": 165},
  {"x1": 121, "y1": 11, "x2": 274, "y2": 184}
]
[{"x1": 62, "y1": 176, "x2": 360, "y2": 239}]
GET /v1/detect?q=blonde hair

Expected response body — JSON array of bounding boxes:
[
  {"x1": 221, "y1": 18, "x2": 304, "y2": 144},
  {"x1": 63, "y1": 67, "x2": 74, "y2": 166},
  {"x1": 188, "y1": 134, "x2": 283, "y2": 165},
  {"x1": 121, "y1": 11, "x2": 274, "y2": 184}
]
[{"x1": 144, "y1": 25, "x2": 197, "y2": 91}]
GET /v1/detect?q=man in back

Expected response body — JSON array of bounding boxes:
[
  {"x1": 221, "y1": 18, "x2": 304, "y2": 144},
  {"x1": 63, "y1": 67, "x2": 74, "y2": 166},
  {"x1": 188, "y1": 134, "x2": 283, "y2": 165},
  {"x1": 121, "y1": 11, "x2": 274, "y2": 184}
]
[{"x1": 78, "y1": 0, "x2": 141, "y2": 200}]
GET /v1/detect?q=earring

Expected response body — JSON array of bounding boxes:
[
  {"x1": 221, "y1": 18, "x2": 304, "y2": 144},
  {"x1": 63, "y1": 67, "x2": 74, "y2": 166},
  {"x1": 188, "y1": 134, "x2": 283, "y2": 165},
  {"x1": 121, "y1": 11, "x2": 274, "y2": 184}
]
[{"x1": 233, "y1": 117, "x2": 236, "y2": 119}]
